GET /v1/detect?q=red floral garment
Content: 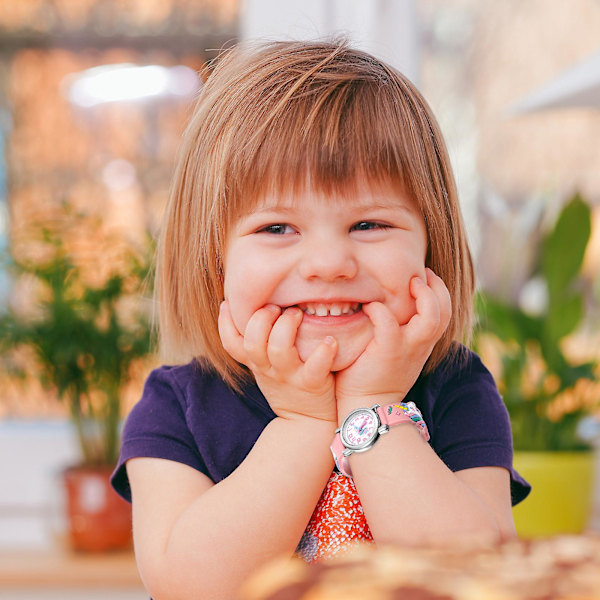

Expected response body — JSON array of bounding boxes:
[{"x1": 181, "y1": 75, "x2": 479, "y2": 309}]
[{"x1": 295, "y1": 470, "x2": 374, "y2": 563}]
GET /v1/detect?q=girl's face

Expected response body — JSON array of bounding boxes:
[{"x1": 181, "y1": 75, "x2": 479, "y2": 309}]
[{"x1": 223, "y1": 183, "x2": 428, "y2": 371}]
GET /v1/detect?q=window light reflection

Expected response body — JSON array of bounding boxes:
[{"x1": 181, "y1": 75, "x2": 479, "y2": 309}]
[{"x1": 64, "y1": 63, "x2": 200, "y2": 107}]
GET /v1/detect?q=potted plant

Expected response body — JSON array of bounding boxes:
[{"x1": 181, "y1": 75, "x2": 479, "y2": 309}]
[
  {"x1": 475, "y1": 193, "x2": 599, "y2": 538},
  {"x1": 0, "y1": 208, "x2": 154, "y2": 551}
]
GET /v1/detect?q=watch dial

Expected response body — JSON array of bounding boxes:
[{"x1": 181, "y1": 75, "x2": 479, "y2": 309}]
[{"x1": 343, "y1": 410, "x2": 378, "y2": 448}]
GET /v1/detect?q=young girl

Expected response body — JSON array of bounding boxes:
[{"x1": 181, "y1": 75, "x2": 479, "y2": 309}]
[{"x1": 111, "y1": 40, "x2": 530, "y2": 600}]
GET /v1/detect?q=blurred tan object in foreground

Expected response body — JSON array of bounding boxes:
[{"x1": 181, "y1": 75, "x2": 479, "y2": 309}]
[{"x1": 240, "y1": 534, "x2": 600, "y2": 600}]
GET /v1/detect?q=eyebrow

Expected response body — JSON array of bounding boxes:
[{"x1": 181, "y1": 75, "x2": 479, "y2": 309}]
[{"x1": 244, "y1": 196, "x2": 417, "y2": 216}]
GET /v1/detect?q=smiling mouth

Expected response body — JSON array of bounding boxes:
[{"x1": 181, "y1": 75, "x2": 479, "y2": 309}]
[{"x1": 294, "y1": 302, "x2": 362, "y2": 317}]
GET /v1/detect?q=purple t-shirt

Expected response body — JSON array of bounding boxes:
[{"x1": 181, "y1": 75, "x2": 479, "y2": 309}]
[{"x1": 111, "y1": 347, "x2": 530, "y2": 505}]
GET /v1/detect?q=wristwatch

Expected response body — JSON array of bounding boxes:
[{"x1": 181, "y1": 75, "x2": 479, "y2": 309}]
[{"x1": 330, "y1": 401, "x2": 430, "y2": 478}]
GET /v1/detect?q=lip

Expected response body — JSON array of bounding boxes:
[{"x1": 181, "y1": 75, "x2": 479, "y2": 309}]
[
  {"x1": 280, "y1": 297, "x2": 375, "y2": 321},
  {"x1": 298, "y1": 306, "x2": 370, "y2": 327},
  {"x1": 285, "y1": 297, "x2": 369, "y2": 306},
  {"x1": 285, "y1": 297, "x2": 376, "y2": 310}
]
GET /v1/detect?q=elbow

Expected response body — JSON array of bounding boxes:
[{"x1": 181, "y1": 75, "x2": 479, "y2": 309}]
[
  {"x1": 147, "y1": 579, "x2": 231, "y2": 600},
  {"x1": 138, "y1": 556, "x2": 223, "y2": 600},
  {"x1": 461, "y1": 504, "x2": 518, "y2": 547},
  {"x1": 145, "y1": 574, "x2": 230, "y2": 600},
  {"x1": 445, "y1": 510, "x2": 503, "y2": 548},
  {"x1": 461, "y1": 519, "x2": 502, "y2": 548},
  {"x1": 138, "y1": 562, "x2": 184, "y2": 600},
  {"x1": 498, "y1": 517, "x2": 517, "y2": 543},
  {"x1": 141, "y1": 556, "x2": 242, "y2": 600}
]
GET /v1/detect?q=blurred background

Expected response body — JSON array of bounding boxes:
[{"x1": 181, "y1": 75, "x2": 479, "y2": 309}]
[{"x1": 0, "y1": 0, "x2": 599, "y2": 598}]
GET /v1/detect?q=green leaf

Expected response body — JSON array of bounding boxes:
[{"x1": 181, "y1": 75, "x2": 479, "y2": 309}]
[
  {"x1": 545, "y1": 292, "x2": 583, "y2": 343},
  {"x1": 476, "y1": 293, "x2": 541, "y2": 345},
  {"x1": 541, "y1": 193, "x2": 591, "y2": 297}
]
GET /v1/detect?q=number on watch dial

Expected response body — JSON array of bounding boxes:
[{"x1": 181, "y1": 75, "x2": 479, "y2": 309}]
[{"x1": 343, "y1": 410, "x2": 378, "y2": 447}]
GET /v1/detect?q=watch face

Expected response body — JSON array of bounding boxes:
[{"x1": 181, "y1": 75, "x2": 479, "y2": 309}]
[{"x1": 342, "y1": 409, "x2": 379, "y2": 449}]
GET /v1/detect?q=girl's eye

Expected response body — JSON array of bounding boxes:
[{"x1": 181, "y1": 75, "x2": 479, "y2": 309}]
[
  {"x1": 351, "y1": 221, "x2": 390, "y2": 232},
  {"x1": 258, "y1": 223, "x2": 295, "y2": 235}
]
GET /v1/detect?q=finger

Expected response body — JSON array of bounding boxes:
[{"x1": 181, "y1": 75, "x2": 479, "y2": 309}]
[
  {"x1": 243, "y1": 304, "x2": 281, "y2": 370},
  {"x1": 217, "y1": 301, "x2": 247, "y2": 365},
  {"x1": 405, "y1": 276, "x2": 442, "y2": 343},
  {"x1": 266, "y1": 307, "x2": 303, "y2": 371},
  {"x1": 302, "y1": 336, "x2": 338, "y2": 385},
  {"x1": 361, "y1": 301, "x2": 399, "y2": 347},
  {"x1": 425, "y1": 268, "x2": 452, "y2": 333}
]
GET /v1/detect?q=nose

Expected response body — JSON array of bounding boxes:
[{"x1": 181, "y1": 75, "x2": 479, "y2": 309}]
[{"x1": 298, "y1": 237, "x2": 358, "y2": 281}]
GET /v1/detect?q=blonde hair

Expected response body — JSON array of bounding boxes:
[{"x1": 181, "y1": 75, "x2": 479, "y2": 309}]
[{"x1": 157, "y1": 39, "x2": 474, "y2": 390}]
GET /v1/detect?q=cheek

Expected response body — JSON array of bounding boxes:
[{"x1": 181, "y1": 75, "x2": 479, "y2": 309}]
[
  {"x1": 295, "y1": 324, "x2": 373, "y2": 371},
  {"x1": 225, "y1": 293, "x2": 251, "y2": 335},
  {"x1": 223, "y1": 254, "x2": 249, "y2": 332},
  {"x1": 381, "y1": 263, "x2": 426, "y2": 324},
  {"x1": 223, "y1": 254, "x2": 280, "y2": 335},
  {"x1": 223, "y1": 240, "x2": 261, "y2": 334},
  {"x1": 223, "y1": 273, "x2": 255, "y2": 335},
  {"x1": 386, "y1": 293, "x2": 417, "y2": 326}
]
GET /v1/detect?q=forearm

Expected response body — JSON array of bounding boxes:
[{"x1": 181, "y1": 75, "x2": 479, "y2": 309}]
[
  {"x1": 157, "y1": 417, "x2": 335, "y2": 600},
  {"x1": 348, "y1": 424, "x2": 500, "y2": 547}
]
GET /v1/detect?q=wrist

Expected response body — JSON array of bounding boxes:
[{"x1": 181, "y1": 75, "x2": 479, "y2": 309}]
[
  {"x1": 336, "y1": 393, "x2": 405, "y2": 424},
  {"x1": 331, "y1": 400, "x2": 430, "y2": 478},
  {"x1": 262, "y1": 386, "x2": 337, "y2": 425},
  {"x1": 275, "y1": 413, "x2": 338, "y2": 436}
]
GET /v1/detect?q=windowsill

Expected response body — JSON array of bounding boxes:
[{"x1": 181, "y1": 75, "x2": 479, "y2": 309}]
[{"x1": 0, "y1": 544, "x2": 143, "y2": 588}]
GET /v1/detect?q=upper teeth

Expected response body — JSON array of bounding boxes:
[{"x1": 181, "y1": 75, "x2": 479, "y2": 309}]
[{"x1": 298, "y1": 302, "x2": 360, "y2": 316}]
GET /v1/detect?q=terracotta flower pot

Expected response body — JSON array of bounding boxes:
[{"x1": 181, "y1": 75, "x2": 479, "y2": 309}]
[{"x1": 63, "y1": 465, "x2": 132, "y2": 552}]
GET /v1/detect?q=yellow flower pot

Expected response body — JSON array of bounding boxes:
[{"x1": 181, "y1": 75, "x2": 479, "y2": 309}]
[{"x1": 513, "y1": 451, "x2": 595, "y2": 538}]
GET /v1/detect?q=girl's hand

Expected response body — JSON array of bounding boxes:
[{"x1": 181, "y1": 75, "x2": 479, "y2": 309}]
[
  {"x1": 218, "y1": 301, "x2": 338, "y2": 424},
  {"x1": 335, "y1": 268, "x2": 452, "y2": 417}
]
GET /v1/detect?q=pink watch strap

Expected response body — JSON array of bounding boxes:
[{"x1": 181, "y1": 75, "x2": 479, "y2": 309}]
[
  {"x1": 330, "y1": 433, "x2": 352, "y2": 477},
  {"x1": 377, "y1": 402, "x2": 430, "y2": 442}
]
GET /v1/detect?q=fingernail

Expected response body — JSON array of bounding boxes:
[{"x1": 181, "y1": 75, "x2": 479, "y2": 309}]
[
  {"x1": 414, "y1": 277, "x2": 425, "y2": 286},
  {"x1": 266, "y1": 304, "x2": 280, "y2": 313},
  {"x1": 324, "y1": 336, "x2": 336, "y2": 345}
]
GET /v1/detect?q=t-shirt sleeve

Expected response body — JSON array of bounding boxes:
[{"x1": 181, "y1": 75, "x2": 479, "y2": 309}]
[
  {"x1": 430, "y1": 353, "x2": 531, "y2": 506},
  {"x1": 111, "y1": 367, "x2": 209, "y2": 502}
]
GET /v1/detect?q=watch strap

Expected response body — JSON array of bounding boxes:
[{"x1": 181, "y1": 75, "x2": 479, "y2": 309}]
[
  {"x1": 330, "y1": 433, "x2": 353, "y2": 477},
  {"x1": 377, "y1": 401, "x2": 430, "y2": 442}
]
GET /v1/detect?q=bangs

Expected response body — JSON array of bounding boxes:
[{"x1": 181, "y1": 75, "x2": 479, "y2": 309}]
[
  {"x1": 212, "y1": 43, "x2": 427, "y2": 219},
  {"x1": 231, "y1": 87, "x2": 401, "y2": 203}
]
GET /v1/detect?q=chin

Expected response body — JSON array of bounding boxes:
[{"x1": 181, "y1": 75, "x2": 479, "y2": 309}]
[
  {"x1": 330, "y1": 352, "x2": 361, "y2": 372},
  {"x1": 295, "y1": 333, "x2": 370, "y2": 372}
]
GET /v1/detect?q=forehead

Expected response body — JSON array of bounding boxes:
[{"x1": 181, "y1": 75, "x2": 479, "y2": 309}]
[{"x1": 232, "y1": 178, "x2": 419, "y2": 220}]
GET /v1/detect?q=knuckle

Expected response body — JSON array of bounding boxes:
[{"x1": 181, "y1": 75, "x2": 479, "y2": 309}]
[
  {"x1": 243, "y1": 338, "x2": 263, "y2": 356},
  {"x1": 415, "y1": 317, "x2": 439, "y2": 339},
  {"x1": 266, "y1": 343, "x2": 287, "y2": 361}
]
